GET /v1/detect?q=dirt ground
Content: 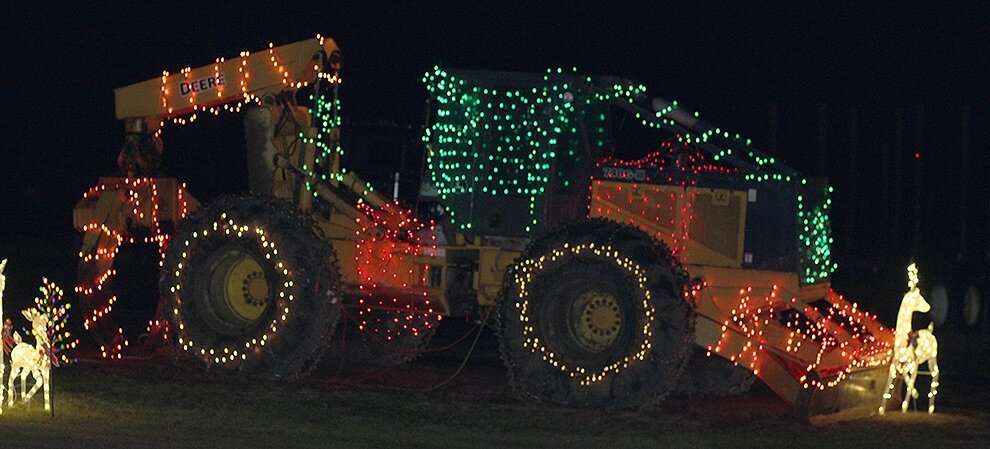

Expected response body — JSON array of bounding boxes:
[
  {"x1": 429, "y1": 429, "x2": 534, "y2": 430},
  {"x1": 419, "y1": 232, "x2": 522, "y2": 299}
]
[{"x1": 1, "y1": 327, "x2": 988, "y2": 449}]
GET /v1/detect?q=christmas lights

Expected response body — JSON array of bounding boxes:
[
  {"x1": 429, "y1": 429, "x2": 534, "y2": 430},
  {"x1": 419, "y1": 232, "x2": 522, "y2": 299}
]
[
  {"x1": 794, "y1": 291, "x2": 890, "y2": 391},
  {"x1": 587, "y1": 139, "x2": 738, "y2": 262},
  {"x1": 6, "y1": 308, "x2": 50, "y2": 410},
  {"x1": 0, "y1": 259, "x2": 6, "y2": 414},
  {"x1": 144, "y1": 35, "x2": 342, "y2": 139},
  {"x1": 707, "y1": 285, "x2": 780, "y2": 377},
  {"x1": 4, "y1": 279, "x2": 77, "y2": 411},
  {"x1": 350, "y1": 200, "x2": 441, "y2": 358},
  {"x1": 35, "y1": 279, "x2": 77, "y2": 368},
  {"x1": 423, "y1": 67, "x2": 628, "y2": 234},
  {"x1": 512, "y1": 242, "x2": 656, "y2": 385},
  {"x1": 701, "y1": 283, "x2": 891, "y2": 393},
  {"x1": 301, "y1": 91, "x2": 345, "y2": 199},
  {"x1": 75, "y1": 177, "x2": 192, "y2": 357},
  {"x1": 425, "y1": 66, "x2": 836, "y2": 283},
  {"x1": 160, "y1": 195, "x2": 342, "y2": 377},
  {"x1": 167, "y1": 217, "x2": 292, "y2": 366},
  {"x1": 797, "y1": 186, "x2": 837, "y2": 284},
  {"x1": 880, "y1": 263, "x2": 940, "y2": 414},
  {"x1": 498, "y1": 220, "x2": 696, "y2": 407}
]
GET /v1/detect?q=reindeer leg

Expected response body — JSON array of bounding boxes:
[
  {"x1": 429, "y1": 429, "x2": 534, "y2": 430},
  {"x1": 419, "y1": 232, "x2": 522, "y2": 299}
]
[
  {"x1": 6, "y1": 368, "x2": 15, "y2": 407},
  {"x1": 879, "y1": 363, "x2": 899, "y2": 414},
  {"x1": 19, "y1": 370, "x2": 28, "y2": 403},
  {"x1": 1, "y1": 363, "x2": 5, "y2": 414},
  {"x1": 902, "y1": 366, "x2": 918, "y2": 412},
  {"x1": 900, "y1": 367, "x2": 911, "y2": 412},
  {"x1": 928, "y1": 356, "x2": 939, "y2": 414},
  {"x1": 43, "y1": 372, "x2": 50, "y2": 412},
  {"x1": 24, "y1": 370, "x2": 42, "y2": 402}
]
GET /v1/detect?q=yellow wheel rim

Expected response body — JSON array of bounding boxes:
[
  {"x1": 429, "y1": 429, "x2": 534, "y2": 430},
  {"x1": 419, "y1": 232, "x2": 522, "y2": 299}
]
[
  {"x1": 222, "y1": 256, "x2": 269, "y2": 322},
  {"x1": 571, "y1": 290, "x2": 623, "y2": 353}
]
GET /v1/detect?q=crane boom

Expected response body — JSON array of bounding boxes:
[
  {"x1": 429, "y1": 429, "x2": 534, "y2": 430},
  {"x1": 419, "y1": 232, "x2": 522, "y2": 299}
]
[{"x1": 114, "y1": 36, "x2": 340, "y2": 122}]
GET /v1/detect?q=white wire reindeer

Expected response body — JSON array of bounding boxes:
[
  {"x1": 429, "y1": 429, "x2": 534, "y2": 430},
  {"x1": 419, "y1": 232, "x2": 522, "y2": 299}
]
[
  {"x1": 6, "y1": 307, "x2": 52, "y2": 411},
  {"x1": 880, "y1": 263, "x2": 940, "y2": 414},
  {"x1": 0, "y1": 258, "x2": 7, "y2": 414}
]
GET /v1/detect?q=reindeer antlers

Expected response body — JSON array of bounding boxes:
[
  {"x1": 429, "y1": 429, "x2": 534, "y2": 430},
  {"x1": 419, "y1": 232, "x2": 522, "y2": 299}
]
[{"x1": 21, "y1": 308, "x2": 43, "y2": 322}]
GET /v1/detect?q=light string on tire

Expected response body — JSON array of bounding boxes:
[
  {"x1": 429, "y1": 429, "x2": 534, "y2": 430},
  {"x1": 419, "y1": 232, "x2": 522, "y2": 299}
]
[
  {"x1": 512, "y1": 242, "x2": 656, "y2": 386},
  {"x1": 166, "y1": 214, "x2": 293, "y2": 366}
]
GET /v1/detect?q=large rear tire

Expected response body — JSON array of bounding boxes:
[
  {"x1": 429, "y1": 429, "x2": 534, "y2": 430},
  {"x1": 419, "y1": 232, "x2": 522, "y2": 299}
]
[
  {"x1": 498, "y1": 219, "x2": 695, "y2": 408},
  {"x1": 160, "y1": 195, "x2": 341, "y2": 378}
]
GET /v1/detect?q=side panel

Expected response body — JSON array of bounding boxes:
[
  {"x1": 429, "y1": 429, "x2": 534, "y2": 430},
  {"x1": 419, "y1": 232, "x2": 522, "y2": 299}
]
[
  {"x1": 589, "y1": 180, "x2": 747, "y2": 268},
  {"x1": 742, "y1": 184, "x2": 799, "y2": 272}
]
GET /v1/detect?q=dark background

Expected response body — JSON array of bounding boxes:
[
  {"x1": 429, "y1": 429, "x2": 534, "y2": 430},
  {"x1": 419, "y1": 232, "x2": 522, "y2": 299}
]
[{"x1": 1, "y1": 2, "x2": 988, "y2": 324}]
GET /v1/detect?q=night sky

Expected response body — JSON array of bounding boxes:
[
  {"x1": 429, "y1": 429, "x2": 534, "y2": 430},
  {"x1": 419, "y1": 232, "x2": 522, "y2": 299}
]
[{"x1": 2, "y1": 2, "x2": 988, "y2": 315}]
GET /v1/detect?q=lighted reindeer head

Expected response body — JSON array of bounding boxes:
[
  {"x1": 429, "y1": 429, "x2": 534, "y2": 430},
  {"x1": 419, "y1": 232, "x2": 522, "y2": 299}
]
[
  {"x1": 21, "y1": 308, "x2": 49, "y2": 341},
  {"x1": 0, "y1": 258, "x2": 7, "y2": 291},
  {"x1": 902, "y1": 289, "x2": 931, "y2": 314},
  {"x1": 902, "y1": 263, "x2": 931, "y2": 314}
]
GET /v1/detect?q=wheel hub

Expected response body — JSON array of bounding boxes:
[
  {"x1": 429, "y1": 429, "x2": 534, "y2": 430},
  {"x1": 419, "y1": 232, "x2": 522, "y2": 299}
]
[
  {"x1": 246, "y1": 274, "x2": 269, "y2": 305},
  {"x1": 221, "y1": 256, "x2": 269, "y2": 322},
  {"x1": 571, "y1": 290, "x2": 622, "y2": 353}
]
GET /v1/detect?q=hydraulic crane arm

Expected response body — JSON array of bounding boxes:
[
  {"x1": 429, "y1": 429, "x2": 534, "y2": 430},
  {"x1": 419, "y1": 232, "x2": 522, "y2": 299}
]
[
  {"x1": 114, "y1": 36, "x2": 341, "y2": 123},
  {"x1": 111, "y1": 36, "x2": 341, "y2": 177}
]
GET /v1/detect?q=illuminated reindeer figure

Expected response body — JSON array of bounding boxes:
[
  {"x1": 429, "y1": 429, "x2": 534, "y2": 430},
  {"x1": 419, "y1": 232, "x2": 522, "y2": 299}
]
[
  {"x1": 0, "y1": 258, "x2": 6, "y2": 414},
  {"x1": 880, "y1": 263, "x2": 940, "y2": 414},
  {"x1": 6, "y1": 307, "x2": 52, "y2": 411}
]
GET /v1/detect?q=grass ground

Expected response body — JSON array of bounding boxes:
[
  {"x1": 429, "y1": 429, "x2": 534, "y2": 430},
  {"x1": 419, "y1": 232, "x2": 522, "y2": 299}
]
[{"x1": 0, "y1": 354, "x2": 987, "y2": 449}]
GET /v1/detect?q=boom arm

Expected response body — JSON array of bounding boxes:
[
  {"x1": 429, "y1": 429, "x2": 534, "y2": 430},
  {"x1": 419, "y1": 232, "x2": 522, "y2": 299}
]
[
  {"x1": 114, "y1": 36, "x2": 340, "y2": 125},
  {"x1": 111, "y1": 36, "x2": 341, "y2": 177}
]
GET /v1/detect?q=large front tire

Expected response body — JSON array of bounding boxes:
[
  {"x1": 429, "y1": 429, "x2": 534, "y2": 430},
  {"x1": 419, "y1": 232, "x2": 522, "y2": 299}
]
[
  {"x1": 160, "y1": 195, "x2": 341, "y2": 378},
  {"x1": 498, "y1": 219, "x2": 695, "y2": 408}
]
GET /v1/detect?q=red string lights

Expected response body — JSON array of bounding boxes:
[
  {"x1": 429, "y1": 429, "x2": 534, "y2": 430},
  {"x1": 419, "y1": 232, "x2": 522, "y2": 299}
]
[
  {"x1": 589, "y1": 139, "x2": 732, "y2": 262},
  {"x1": 351, "y1": 200, "x2": 442, "y2": 346},
  {"x1": 75, "y1": 177, "x2": 192, "y2": 358},
  {"x1": 703, "y1": 284, "x2": 892, "y2": 391}
]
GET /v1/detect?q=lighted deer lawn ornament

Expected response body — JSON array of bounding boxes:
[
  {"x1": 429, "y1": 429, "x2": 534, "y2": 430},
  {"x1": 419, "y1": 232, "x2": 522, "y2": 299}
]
[
  {"x1": 0, "y1": 258, "x2": 6, "y2": 414},
  {"x1": 880, "y1": 263, "x2": 940, "y2": 414},
  {"x1": 6, "y1": 307, "x2": 52, "y2": 411}
]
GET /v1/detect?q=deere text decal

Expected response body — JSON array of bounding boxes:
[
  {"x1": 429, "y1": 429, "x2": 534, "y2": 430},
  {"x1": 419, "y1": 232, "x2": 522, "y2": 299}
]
[
  {"x1": 601, "y1": 167, "x2": 646, "y2": 181},
  {"x1": 180, "y1": 74, "x2": 226, "y2": 96}
]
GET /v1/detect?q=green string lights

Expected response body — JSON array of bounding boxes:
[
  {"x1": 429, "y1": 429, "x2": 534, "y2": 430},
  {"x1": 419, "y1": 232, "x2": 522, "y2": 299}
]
[
  {"x1": 301, "y1": 92, "x2": 344, "y2": 198},
  {"x1": 423, "y1": 67, "x2": 640, "y2": 234},
  {"x1": 798, "y1": 185, "x2": 838, "y2": 284},
  {"x1": 425, "y1": 66, "x2": 836, "y2": 283}
]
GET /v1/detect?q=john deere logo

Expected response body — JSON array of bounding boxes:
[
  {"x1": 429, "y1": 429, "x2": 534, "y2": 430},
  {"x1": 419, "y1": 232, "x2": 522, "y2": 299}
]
[
  {"x1": 180, "y1": 73, "x2": 226, "y2": 96},
  {"x1": 601, "y1": 167, "x2": 646, "y2": 181}
]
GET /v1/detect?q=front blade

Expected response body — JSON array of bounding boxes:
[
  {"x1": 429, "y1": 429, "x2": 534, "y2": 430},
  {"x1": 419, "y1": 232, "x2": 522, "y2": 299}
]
[{"x1": 793, "y1": 363, "x2": 892, "y2": 424}]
